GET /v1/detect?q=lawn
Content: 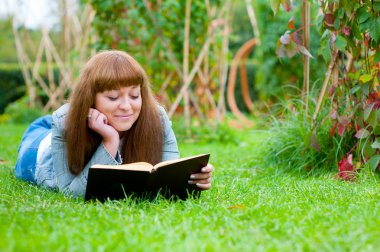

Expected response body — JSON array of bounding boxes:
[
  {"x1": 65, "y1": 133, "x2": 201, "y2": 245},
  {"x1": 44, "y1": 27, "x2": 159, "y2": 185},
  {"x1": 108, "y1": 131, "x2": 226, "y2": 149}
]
[{"x1": 1, "y1": 123, "x2": 380, "y2": 251}]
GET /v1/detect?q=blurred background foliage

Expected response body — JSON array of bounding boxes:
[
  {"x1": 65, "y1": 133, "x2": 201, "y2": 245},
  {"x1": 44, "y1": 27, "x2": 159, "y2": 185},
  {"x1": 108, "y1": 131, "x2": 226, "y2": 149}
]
[
  {"x1": 2, "y1": 0, "x2": 378, "y2": 173},
  {"x1": 0, "y1": 0, "x2": 326, "y2": 122},
  {"x1": 86, "y1": 0, "x2": 223, "y2": 96}
]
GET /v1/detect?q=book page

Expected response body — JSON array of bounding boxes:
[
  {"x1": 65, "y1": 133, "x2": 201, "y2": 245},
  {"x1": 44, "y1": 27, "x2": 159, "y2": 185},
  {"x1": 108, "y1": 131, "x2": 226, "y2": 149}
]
[
  {"x1": 153, "y1": 154, "x2": 208, "y2": 169},
  {"x1": 91, "y1": 162, "x2": 154, "y2": 172}
]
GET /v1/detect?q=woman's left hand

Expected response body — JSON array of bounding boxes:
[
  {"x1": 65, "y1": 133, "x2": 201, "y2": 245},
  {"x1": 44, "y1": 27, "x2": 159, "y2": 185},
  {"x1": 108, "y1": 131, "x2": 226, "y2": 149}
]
[{"x1": 188, "y1": 163, "x2": 214, "y2": 190}]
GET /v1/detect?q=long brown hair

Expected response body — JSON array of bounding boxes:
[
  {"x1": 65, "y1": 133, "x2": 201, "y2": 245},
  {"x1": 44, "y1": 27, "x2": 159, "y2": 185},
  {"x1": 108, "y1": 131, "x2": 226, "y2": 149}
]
[{"x1": 65, "y1": 50, "x2": 163, "y2": 175}]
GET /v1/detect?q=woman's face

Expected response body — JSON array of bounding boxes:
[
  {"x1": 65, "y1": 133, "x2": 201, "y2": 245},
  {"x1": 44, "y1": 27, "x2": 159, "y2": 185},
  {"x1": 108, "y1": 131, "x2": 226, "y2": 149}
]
[{"x1": 95, "y1": 85, "x2": 142, "y2": 133}]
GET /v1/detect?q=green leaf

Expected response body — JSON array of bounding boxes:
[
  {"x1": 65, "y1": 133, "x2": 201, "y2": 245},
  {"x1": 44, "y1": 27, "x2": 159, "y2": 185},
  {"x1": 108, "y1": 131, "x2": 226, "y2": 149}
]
[
  {"x1": 334, "y1": 16, "x2": 340, "y2": 30},
  {"x1": 359, "y1": 74, "x2": 373, "y2": 83},
  {"x1": 371, "y1": 140, "x2": 380, "y2": 149},
  {"x1": 369, "y1": 155, "x2": 380, "y2": 171},
  {"x1": 369, "y1": 18, "x2": 380, "y2": 42},
  {"x1": 351, "y1": 21, "x2": 362, "y2": 40},
  {"x1": 367, "y1": 109, "x2": 377, "y2": 128},
  {"x1": 350, "y1": 85, "x2": 361, "y2": 94},
  {"x1": 364, "y1": 104, "x2": 374, "y2": 121},
  {"x1": 359, "y1": 19, "x2": 371, "y2": 32},
  {"x1": 270, "y1": 0, "x2": 281, "y2": 15},
  {"x1": 318, "y1": 42, "x2": 331, "y2": 62},
  {"x1": 297, "y1": 45, "x2": 314, "y2": 58},
  {"x1": 374, "y1": 2, "x2": 380, "y2": 12},
  {"x1": 358, "y1": 8, "x2": 370, "y2": 24},
  {"x1": 375, "y1": 50, "x2": 380, "y2": 63},
  {"x1": 355, "y1": 128, "x2": 370, "y2": 139},
  {"x1": 335, "y1": 35, "x2": 347, "y2": 51}
]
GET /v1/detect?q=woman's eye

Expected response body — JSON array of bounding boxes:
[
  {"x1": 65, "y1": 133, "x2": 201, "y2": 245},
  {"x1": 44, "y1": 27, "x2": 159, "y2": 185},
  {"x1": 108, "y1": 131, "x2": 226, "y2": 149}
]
[
  {"x1": 107, "y1": 96, "x2": 118, "y2": 101},
  {"x1": 130, "y1": 95, "x2": 140, "y2": 100}
]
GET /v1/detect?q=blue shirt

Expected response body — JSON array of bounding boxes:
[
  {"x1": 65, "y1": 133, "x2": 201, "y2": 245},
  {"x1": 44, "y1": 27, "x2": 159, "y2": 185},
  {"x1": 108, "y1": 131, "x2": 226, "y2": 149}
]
[{"x1": 35, "y1": 104, "x2": 180, "y2": 198}]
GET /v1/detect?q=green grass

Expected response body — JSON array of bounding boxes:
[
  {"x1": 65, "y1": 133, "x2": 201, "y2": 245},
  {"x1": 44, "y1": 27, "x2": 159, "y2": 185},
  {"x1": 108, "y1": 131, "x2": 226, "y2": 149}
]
[{"x1": 2, "y1": 124, "x2": 380, "y2": 251}]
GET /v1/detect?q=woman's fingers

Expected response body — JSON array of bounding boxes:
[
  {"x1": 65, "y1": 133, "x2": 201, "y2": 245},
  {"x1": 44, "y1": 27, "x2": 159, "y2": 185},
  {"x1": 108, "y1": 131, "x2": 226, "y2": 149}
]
[
  {"x1": 195, "y1": 182, "x2": 211, "y2": 189},
  {"x1": 188, "y1": 178, "x2": 211, "y2": 184},
  {"x1": 190, "y1": 172, "x2": 211, "y2": 180},
  {"x1": 201, "y1": 164, "x2": 214, "y2": 173},
  {"x1": 88, "y1": 109, "x2": 108, "y2": 126},
  {"x1": 188, "y1": 163, "x2": 214, "y2": 190}
]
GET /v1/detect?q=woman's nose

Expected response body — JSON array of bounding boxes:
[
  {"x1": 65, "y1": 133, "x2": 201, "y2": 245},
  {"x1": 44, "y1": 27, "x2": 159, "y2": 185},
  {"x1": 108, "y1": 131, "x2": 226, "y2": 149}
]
[{"x1": 119, "y1": 98, "x2": 132, "y2": 110}]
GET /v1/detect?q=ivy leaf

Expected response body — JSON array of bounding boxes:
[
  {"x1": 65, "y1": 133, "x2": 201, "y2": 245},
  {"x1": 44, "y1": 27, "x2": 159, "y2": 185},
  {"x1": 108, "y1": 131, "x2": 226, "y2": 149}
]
[
  {"x1": 335, "y1": 35, "x2": 347, "y2": 51},
  {"x1": 369, "y1": 155, "x2": 380, "y2": 171},
  {"x1": 355, "y1": 128, "x2": 370, "y2": 139},
  {"x1": 359, "y1": 74, "x2": 373, "y2": 83}
]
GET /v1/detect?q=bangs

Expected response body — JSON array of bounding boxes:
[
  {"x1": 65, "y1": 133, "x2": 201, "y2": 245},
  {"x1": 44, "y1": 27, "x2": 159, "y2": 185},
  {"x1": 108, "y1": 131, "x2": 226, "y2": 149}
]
[{"x1": 92, "y1": 52, "x2": 145, "y2": 92}]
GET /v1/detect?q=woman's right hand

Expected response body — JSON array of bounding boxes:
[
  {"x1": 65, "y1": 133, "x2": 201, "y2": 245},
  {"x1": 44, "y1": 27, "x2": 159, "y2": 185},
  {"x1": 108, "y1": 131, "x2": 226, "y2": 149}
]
[{"x1": 87, "y1": 108, "x2": 119, "y2": 157}]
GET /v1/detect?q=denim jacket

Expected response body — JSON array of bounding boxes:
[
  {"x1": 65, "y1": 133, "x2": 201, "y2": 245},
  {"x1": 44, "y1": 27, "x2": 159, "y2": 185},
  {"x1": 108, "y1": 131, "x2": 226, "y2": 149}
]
[{"x1": 34, "y1": 103, "x2": 180, "y2": 198}]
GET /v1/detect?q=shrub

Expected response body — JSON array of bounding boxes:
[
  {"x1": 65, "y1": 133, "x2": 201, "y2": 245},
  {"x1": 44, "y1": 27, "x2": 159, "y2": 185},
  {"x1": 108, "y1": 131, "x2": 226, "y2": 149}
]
[
  {"x1": 0, "y1": 64, "x2": 25, "y2": 114},
  {"x1": 2, "y1": 96, "x2": 44, "y2": 124},
  {"x1": 263, "y1": 93, "x2": 354, "y2": 174}
]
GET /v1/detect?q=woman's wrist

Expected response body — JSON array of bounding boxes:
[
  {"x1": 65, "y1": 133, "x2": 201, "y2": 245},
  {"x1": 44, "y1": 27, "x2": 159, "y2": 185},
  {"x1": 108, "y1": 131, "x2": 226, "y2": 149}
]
[{"x1": 102, "y1": 136, "x2": 120, "y2": 158}]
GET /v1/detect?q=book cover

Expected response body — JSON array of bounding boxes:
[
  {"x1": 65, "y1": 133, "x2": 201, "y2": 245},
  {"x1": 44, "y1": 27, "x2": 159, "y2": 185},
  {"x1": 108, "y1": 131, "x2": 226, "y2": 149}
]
[{"x1": 84, "y1": 153, "x2": 210, "y2": 201}]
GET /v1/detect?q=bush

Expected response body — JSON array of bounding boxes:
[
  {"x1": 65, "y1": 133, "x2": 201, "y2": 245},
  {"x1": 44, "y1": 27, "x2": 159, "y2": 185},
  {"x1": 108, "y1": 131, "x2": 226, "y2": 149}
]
[
  {"x1": 2, "y1": 96, "x2": 44, "y2": 124},
  {"x1": 263, "y1": 93, "x2": 354, "y2": 174},
  {"x1": 0, "y1": 64, "x2": 25, "y2": 114},
  {"x1": 172, "y1": 115, "x2": 241, "y2": 145}
]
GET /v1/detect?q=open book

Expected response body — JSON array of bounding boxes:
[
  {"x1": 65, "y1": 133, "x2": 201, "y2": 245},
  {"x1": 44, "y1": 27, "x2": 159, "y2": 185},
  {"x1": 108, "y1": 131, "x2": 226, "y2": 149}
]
[{"x1": 84, "y1": 153, "x2": 210, "y2": 201}]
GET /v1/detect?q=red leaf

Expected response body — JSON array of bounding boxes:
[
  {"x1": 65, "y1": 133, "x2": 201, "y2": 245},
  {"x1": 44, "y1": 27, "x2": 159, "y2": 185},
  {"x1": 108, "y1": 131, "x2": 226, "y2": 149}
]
[
  {"x1": 281, "y1": 0, "x2": 291, "y2": 12},
  {"x1": 337, "y1": 154, "x2": 356, "y2": 181},
  {"x1": 331, "y1": 123, "x2": 337, "y2": 136},
  {"x1": 343, "y1": 26, "x2": 351, "y2": 36},
  {"x1": 354, "y1": 121, "x2": 360, "y2": 132},
  {"x1": 324, "y1": 13, "x2": 335, "y2": 27},
  {"x1": 287, "y1": 17, "x2": 295, "y2": 30},
  {"x1": 338, "y1": 123, "x2": 345, "y2": 136}
]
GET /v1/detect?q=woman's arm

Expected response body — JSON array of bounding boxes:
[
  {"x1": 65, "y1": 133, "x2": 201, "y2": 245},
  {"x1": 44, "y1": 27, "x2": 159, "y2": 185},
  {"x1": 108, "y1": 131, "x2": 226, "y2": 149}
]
[
  {"x1": 158, "y1": 105, "x2": 213, "y2": 190},
  {"x1": 159, "y1": 106, "x2": 180, "y2": 161},
  {"x1": 51, "y1": 105, "x2": 122, "y2": 198}
]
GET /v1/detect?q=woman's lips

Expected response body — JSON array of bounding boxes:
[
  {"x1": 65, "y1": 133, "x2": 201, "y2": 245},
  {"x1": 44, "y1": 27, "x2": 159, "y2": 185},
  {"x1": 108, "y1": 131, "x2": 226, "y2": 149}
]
[{"x1": 115, "y1": 115, "x2": 132, "y2": 119}]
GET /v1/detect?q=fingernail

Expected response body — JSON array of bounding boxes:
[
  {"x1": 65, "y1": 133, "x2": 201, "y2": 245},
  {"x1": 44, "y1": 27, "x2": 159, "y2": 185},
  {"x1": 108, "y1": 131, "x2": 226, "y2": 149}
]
[
  {"x1": 188, "y1": 180, "x2": 193, "y2": 184},
  {"x1": 190, "y1": 175, "x2": 196, "y2": 179}
]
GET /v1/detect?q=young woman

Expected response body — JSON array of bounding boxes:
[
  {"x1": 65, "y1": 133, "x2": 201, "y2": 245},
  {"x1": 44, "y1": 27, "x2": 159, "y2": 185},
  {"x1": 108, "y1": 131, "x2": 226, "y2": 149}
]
[{"x1": 14, "y1": 50, "x2": 213, "y2": 198}]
